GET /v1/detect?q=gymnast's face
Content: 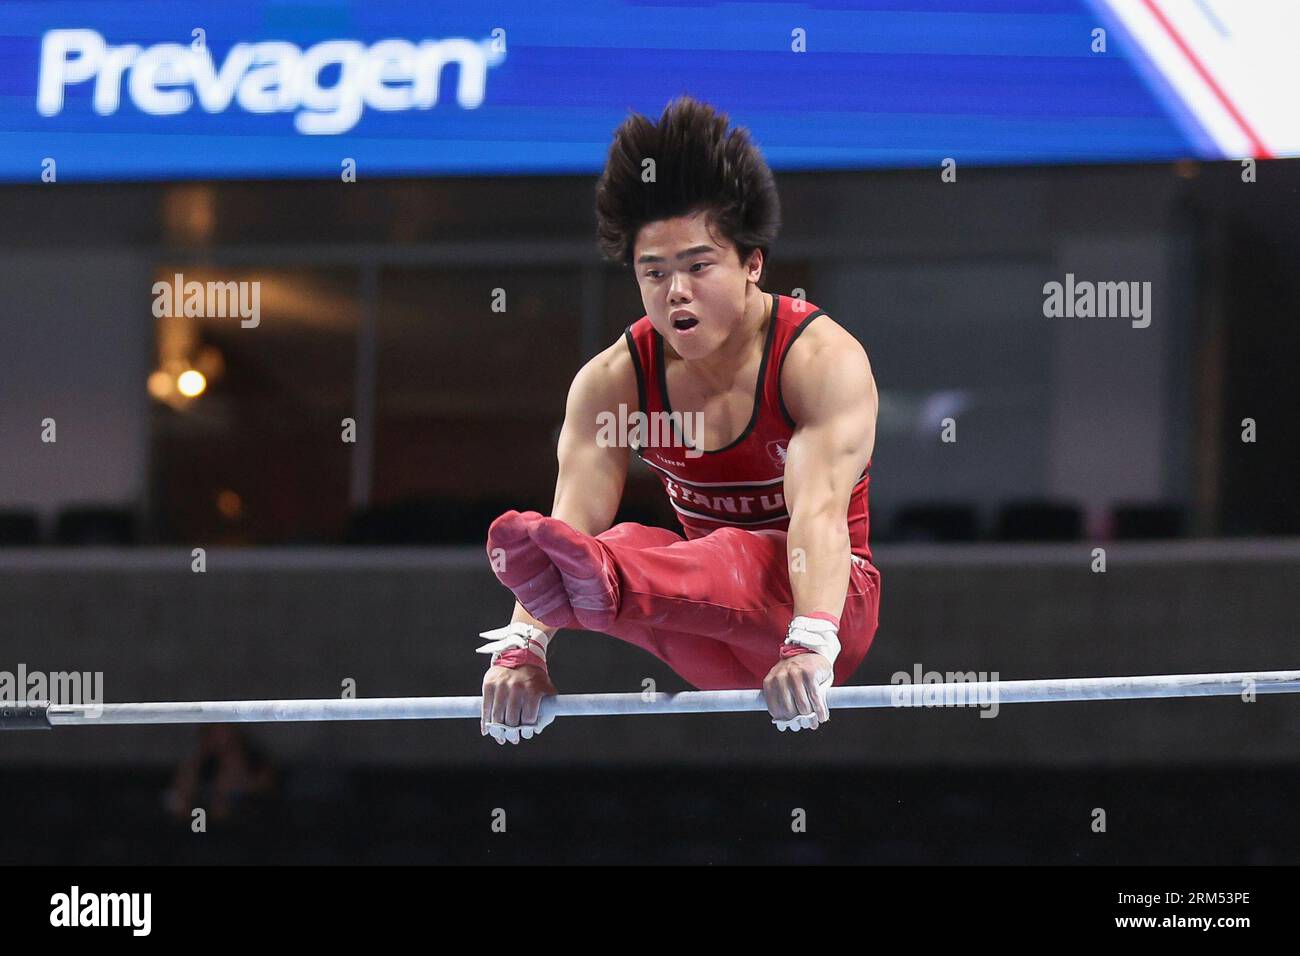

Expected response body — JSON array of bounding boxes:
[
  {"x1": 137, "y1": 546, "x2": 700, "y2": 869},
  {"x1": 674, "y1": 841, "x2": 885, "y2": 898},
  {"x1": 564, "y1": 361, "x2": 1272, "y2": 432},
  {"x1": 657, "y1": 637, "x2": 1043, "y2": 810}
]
[{"x1": 633, "y1": 210, "x2": 763, "y2": 360}]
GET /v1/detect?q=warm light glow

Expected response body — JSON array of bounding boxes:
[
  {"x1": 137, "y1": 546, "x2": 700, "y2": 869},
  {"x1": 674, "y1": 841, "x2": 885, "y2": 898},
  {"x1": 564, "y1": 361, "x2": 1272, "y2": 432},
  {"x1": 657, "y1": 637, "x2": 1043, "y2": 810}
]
[
  {"x1": 176, "y1": 369, "x2": 207, "y2": 398},
  {"x1": 163, "y1": 183, "x2": 216, "y2": 243},
  {"x1": 147, "y1": 370, "x2": 174, "y2": 400},
  {"x1": 195, "y1": 345, "x2": 225, "y2": 380},
  {"x1": 216, "y1": 489, "x2": 243, "y2": 520}
]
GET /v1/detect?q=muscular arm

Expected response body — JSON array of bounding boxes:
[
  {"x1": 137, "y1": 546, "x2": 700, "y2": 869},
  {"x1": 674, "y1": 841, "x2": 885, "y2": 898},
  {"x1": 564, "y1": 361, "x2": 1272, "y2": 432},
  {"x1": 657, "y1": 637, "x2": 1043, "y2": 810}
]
[
  {"x1": 780, "y1": 319, "x2": 878, "y2": 622},
  {"x1": 551, "y1": 345, "x2": 635, "y2": 535},
  {"x1": 508, "y1": 340, "x2": 638, "y2": 634}
]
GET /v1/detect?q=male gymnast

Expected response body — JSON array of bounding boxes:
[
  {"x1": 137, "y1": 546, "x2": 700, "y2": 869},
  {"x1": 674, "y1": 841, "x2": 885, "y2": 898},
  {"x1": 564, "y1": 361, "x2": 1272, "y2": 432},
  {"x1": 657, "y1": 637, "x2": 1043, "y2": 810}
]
[{"x1": 479, "y1": 96, "x2": 881, "y2": 742}]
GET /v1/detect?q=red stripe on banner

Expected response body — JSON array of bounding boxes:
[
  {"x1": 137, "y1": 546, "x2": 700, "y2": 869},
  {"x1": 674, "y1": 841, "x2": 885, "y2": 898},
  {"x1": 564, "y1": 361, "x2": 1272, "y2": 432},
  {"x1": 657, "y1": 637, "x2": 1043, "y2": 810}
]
[{"x1": 1140, "y1": 0, "x2": 1272, "y2": 157}]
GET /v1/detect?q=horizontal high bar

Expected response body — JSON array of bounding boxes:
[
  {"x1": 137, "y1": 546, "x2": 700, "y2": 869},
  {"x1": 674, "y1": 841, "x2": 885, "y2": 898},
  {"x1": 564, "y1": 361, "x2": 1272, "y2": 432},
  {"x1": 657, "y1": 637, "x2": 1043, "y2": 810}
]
[{"x1": 1, "y1": 670, "x2": 1297, "y2": 730}]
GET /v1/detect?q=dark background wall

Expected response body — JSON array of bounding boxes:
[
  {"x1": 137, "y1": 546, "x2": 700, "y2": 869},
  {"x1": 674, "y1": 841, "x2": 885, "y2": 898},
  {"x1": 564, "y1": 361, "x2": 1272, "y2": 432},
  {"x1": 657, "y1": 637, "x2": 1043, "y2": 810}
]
[
  {"x1": 2, "y1": 163, "x2": 1298, "y2": 865},
  {"x1": 1, "y1": 161, "x2": 1297, "y2": 546}
]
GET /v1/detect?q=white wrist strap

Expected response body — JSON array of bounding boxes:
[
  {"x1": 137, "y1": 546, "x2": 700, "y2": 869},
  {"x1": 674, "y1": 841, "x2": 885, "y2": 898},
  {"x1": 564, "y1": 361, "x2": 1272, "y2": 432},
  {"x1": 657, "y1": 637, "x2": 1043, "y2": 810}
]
[
  {"x1": 477, "y1": 623, "x2": 551, "y2": 666},
  {"x1": 784, "y1": 616, "x2": 841, "y2": 671}
]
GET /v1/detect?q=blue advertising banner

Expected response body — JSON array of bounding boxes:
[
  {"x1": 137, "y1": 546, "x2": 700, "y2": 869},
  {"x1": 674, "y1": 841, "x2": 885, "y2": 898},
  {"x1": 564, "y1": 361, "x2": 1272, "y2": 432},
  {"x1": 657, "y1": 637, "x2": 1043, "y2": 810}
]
[{"x1": 0, "y1": 0, "x2": 1292, "y2": 182}]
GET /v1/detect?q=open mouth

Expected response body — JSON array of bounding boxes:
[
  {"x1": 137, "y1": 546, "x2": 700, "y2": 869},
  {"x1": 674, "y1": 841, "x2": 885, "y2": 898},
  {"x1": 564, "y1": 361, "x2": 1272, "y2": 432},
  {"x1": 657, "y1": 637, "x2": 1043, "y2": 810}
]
[{"x1": 672, "y1": 316, "x2": 699, "y2": 332}]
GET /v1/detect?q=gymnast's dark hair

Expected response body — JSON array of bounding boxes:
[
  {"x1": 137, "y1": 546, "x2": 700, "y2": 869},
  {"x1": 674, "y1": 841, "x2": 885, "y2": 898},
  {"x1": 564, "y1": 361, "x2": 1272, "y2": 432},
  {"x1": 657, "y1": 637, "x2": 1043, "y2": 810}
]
[{"x1": 595, "y1": 96, "x2": 781, "y2": 281}]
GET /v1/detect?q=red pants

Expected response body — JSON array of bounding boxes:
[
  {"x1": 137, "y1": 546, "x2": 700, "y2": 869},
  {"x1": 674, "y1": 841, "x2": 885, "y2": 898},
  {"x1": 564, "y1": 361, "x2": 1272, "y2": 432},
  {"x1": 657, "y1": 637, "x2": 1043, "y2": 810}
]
[{"x1": 497, "y1": 517, "x2": 882, "y2": 691}]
